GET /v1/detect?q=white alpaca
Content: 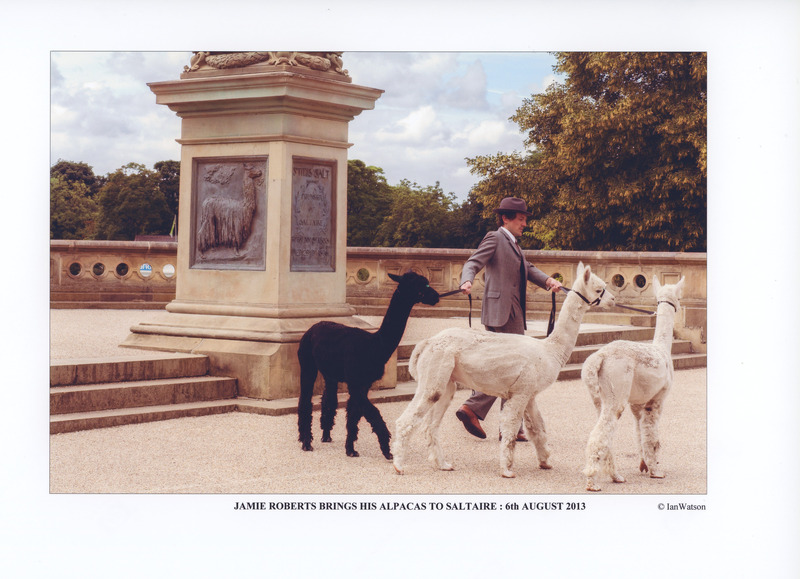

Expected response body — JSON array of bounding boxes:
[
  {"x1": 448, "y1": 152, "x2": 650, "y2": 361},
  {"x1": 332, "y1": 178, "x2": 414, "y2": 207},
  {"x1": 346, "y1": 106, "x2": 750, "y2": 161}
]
[
  {"x1": 581, "y1": 276, "x2": 685, "y2": 492},
  {"x1": 392, "y1": 262, "x2": 615, "y2": 478}
]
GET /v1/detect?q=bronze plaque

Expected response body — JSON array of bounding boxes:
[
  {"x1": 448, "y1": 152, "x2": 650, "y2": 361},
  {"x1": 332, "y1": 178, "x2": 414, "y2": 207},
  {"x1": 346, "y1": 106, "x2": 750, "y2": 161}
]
[
  {"x1": 291, "y1": 158, "x2": 336, "y2": 272},
  {"x1": 190, "y1": 157, "x2": 267, "y2": 270}
]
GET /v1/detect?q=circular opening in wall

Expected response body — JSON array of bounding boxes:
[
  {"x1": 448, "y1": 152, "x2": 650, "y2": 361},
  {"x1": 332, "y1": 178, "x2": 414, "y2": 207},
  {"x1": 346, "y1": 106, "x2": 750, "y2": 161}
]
[
  {"x1": 612, "y1": 274, "x2": 625, "y2": 288},
  {"x1": 92, "y1": 262, "x2": 105, "y2": 276},
  {"x1": 163, "y1": 264, "x2": 175, "y2": 278},
  {"x1": 634, "y1": 274, "x2": 647, "y2": 288},
  {"x1": 116, "y1": 263, "x2": 129, "y2": 276},
  {"x1": 139, "y1": 263, "x2": 153, "y2": 278},
  {"x1": 551, "y1": 272, "x2": 563, "y2": 283},
  {"x1": 356, "y1": 267, "x2": 370, "y2": 282},
  {"x1": 68, "y1": 262, "x2": 82, "y2": 276}
]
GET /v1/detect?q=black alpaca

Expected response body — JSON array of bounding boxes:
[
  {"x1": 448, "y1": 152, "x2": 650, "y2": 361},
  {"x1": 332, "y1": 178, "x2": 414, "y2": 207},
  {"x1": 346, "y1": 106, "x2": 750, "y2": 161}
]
[{"x1": 297, "y1": 271, "x2": 440, "y2": 459}]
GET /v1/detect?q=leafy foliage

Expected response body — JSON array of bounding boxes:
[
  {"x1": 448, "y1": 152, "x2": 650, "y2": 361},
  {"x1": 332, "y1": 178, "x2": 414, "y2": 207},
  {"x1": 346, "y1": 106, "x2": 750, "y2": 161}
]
[
  {"x1": 154, "y1": 160, "x2": 181, "y2": 218},
  {"x1": 346, "y1": 160, "x2": 394, "y2": 246},
  {"x1": 51, "y1": 160, "x2": 179, "y2": 240},
  {"x1": 50, "y1": 160, "x2": 105, "y2": 197},
  {"x1": 94, "y1": 163, "x2": 173, "y2": 240},
  {"x1": 465, "y1": 150, "x2": 557, "y2": 249},
  {"x1": 374, "y1": 180, "x2": 458, "y2": 248},
  {"x1": 504, "y1": 51, "x2": 707, "y2": 251},
  {"x1": 50, "y1": 175, "x2": 97, "y2": 239}
]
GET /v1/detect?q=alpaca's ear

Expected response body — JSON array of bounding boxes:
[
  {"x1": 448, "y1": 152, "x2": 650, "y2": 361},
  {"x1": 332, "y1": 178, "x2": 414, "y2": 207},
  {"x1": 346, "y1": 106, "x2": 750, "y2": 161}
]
[
  {"x1": 581, "y1": 262, "x2": 592, "y2": 283},
  {"x1": 652, "y1": 275, "x2": 661, "y2": 295},
  {"x1": 676, "y1": 276, "x2": 686, "y2": 298},
  {"x1": 388, "y1": 273, "x2": 402, "y2": 283}
]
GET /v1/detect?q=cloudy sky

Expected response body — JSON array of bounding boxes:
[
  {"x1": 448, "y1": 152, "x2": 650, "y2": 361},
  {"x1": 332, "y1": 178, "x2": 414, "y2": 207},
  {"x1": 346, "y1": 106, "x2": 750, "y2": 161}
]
[{"x1": 50, "y1": 51, "x2": 562, "y2": 200}]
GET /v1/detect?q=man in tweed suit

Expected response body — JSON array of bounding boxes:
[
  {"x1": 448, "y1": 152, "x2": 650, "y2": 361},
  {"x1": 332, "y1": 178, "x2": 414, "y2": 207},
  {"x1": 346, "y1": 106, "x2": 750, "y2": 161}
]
[{"x1": 456, "y1": 197, "x2": 562, "y2": 440}]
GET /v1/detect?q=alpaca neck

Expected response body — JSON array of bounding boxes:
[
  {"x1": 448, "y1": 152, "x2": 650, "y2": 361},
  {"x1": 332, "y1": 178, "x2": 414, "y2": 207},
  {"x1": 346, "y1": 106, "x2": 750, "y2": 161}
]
[
  {"x1": 243, "y1": 176, "x2": 257, "y2": 213},
  {"x1": 375, "y1": 291, "x2": 415, "y2": 361},
  {"x1": 652, "y1": 302, "x2": 677, "y2": 353},
  {"x1": 543, "y1": 293, "x2": 589, "y2": 366}
]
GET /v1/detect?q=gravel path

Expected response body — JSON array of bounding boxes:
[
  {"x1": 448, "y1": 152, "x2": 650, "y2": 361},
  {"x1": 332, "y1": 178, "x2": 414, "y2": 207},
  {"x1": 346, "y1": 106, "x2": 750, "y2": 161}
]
[{"x1": 49, "y1": 310, "x2": 706, "y2": 495}]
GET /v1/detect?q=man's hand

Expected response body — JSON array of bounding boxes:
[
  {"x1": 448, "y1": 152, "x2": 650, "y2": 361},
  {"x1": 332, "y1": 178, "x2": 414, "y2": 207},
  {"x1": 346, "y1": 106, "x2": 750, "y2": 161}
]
[
  {"x1": 545, "y1": 277, "x2": 563, "y2": 292},
  {"x1": 460, "y1": 281, "x2": 472, "y2": 295}
]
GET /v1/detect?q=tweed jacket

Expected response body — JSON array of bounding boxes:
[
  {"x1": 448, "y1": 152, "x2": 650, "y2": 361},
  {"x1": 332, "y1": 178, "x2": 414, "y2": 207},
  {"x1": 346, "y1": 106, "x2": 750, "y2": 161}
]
[{"x1": 459, "y1": 228, "x2": 550, "y2": 329}]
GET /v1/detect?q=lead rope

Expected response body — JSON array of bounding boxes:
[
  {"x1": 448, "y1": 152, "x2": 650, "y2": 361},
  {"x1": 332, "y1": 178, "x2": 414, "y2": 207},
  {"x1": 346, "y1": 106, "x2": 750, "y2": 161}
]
[{"x1": 437, "y1": 288, "x2": 473, "y2": 328}]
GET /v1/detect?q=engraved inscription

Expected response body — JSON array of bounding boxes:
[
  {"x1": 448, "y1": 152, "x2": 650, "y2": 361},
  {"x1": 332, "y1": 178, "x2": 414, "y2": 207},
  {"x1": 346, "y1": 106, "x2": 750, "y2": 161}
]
[
  {"x1": 291, "y1": 160, "x2": 336, "y2": 272},
  {"x1": 190, "y1": 158, "x2": 267, "y2": 270}
]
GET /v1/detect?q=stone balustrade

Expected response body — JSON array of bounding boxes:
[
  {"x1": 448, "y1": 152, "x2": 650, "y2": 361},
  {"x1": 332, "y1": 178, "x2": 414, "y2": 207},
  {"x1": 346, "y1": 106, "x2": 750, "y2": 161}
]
[{"x1": 50, "y1": 240, "x2": 706, "y2": 346}]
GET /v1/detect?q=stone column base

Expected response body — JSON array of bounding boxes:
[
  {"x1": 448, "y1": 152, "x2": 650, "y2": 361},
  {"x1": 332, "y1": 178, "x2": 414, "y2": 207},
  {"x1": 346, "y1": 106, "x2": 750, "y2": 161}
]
[{"x1": 121, "y1": 309, "x2": 396, "y2": 400}]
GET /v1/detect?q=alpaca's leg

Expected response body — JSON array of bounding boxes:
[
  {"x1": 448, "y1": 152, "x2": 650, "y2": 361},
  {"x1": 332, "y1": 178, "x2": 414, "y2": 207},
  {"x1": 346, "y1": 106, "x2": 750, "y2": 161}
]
[
  {"x1": 423, "y1": 380, "x2": 457, "y2": 471},
  {"x1": 630, "y1": 404, "x2": 648, "y2": 473},
  {"x1": 392, "y1": 390, "x2": 434, "y2": 474},
  {"x1": 393, "y1": 382, "x2": 449, "y2": 473},
  {"x1": 361, "y1": 395, "x2": 393, "y2": 460},
  {"x1": 319, "y1": 377, "x2": 339, "y2": 443},
  {"x1": 522, "y1": 396, "x2": 552, "y2": 472},
  {"x1": 344, "y1": 391, "x2": 364, "y2": 457},
  {"x1": 297, "y1": 349, "x2": 317, "y2": 452},
  {"x1": 584, "y1": 403, "x2": 626, "y2": 491},
  {"x1": 499, "y1": 395, "x2": 529, "y2": 478},
  {"x1": 638, "y1": 394, "x2": 667, "y2": 478}
]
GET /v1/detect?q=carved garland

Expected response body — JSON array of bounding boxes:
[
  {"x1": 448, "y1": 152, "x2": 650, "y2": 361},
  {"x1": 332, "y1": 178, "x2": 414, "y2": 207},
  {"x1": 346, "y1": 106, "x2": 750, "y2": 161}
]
[{"x1": 184, "y1": 51, "x2": 348, "y2": 77}]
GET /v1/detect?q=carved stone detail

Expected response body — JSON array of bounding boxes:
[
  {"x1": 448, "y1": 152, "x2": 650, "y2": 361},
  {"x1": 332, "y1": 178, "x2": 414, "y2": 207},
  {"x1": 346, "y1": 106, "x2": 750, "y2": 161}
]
[
  {"x1": 191, "y1": 158, "x2": 268, "y2": 270},
  {"x1": 290, "y1": 159, "x2": 336, "y2": 272},
  {"x1": 184, "y1": 51, "x2": 349, "y2": 77}
]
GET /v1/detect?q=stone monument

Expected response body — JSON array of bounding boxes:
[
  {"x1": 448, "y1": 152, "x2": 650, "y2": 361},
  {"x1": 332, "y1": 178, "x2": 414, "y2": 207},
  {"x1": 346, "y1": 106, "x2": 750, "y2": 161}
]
[{"x1": 122, "y1": 52, "x2": 385, "y2": 399}]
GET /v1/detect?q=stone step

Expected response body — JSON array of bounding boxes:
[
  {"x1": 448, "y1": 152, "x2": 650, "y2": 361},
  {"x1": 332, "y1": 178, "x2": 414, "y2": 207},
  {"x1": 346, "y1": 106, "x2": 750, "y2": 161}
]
[
  {"x1": 50, "y1": 353, "x2": 210, "y2": 387},
  {"x1": 51, "y1": 301, "x2": 171, "y2": 310},
  {"x1": 50, "y1": 375, "x2": 238, "y2": 415},
  {"x1": 396, "y1": 325, "x2": 655, "y2": 359},
  {"x1": 397, "y1": 337, "x2": 698, "y2": 383},
  {"x1": 557, "y1": 352, "x2": 707, "y2": 381},
  {"x1": 568, "y1": 339, "x2": 693, "y2": 365},
  {"x1": 352, "y1": 301, "x2": 657, "y2": 327},
  {"x1": 50, "y1": 400, "x2": 239, "y2": 434},
  {"x1": 397, "y1": 350, "x2": 707, "y2": 387},
  {"x1": 50, "y1": 353, "x2": 237, "y2": 434}
]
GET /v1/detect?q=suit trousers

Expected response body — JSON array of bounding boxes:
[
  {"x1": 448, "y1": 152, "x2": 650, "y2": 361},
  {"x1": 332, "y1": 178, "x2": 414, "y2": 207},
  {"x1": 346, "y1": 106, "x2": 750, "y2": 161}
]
[{"x1": 462, "y1": 295, "x2": 525, "y2": 421}]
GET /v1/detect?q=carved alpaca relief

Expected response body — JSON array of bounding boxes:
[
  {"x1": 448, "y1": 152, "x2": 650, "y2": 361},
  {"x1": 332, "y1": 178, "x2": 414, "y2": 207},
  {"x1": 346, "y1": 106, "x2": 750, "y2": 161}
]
[{"x1": 190, "y1": 158, "x2": 268, "y2": 270}]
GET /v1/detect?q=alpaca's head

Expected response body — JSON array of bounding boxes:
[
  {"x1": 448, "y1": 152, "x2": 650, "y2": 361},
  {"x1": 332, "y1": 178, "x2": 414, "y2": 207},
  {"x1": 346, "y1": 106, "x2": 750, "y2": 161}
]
[
  {"x1": 388, "y1": 272, "x2": 440, "y2": 306},
  {"x1": 652, "y1": 275, "x2": 685, "y2": 312},
  {"x1": 573, "y1": 262, "x2": 615, "y2": 309}
]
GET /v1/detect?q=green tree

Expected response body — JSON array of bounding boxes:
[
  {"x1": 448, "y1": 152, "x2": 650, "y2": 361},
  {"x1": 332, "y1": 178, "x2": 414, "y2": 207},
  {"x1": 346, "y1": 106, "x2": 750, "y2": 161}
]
[
  {"x1": 50, "y1": 160, "x2": 104, "y2": 197},
  {"x1": 154, "y1": 160, "x2": 181, "y2": 231},
  {"x1": 475, "y1": 51, "x2": 706, "y2": 251},
  {"x1": 346, "y1": 159, "x2": 394, "y2": 246},
  {"x1": 465, "y1": 151, "x2": 557, "y2": 249},
  {"x1": 446, "y1": 190, "x2": 497, "y2": 249},
  {"x1": 374, "y1": 180, "x2": 457, "y2": 248},
  {"x1": 95, "y1": 163, "x2": 173, "y2": 240},
  {"x1": 50, "y1": 175, "x2": 98, "y2": 239}
]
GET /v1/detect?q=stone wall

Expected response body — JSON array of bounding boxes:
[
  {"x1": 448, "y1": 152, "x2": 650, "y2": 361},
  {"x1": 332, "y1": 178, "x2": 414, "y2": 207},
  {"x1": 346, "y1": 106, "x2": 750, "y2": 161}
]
[
  {"x1": 50, "y1": 241, "x2": 707, "y2": 346},
  {"x1": 50, "y1": 240, "x2": 178, "y2": 309}
]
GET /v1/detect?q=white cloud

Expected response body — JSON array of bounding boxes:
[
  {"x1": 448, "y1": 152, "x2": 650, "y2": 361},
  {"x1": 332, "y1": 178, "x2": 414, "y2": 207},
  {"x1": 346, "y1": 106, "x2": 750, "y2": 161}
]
[
  {"x1": 375, "y1": 105, "x2": 449, "y2": 145},
  {"x1": 461, "y1": 119, "x2": 515, "y2": 148}
]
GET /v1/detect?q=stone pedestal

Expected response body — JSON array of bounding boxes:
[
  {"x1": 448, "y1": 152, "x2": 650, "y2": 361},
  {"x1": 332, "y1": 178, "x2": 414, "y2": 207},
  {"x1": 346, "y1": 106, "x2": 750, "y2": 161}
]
[{"x1": 122, "y1": 56, "x2": 386, "y2": 399}]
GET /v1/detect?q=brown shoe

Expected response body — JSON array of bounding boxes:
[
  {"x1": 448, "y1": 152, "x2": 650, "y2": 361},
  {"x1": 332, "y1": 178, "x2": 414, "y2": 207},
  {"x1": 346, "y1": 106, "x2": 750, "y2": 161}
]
[{"x1": 456, "y1": 405, "x2": 486, "y2": 439}]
